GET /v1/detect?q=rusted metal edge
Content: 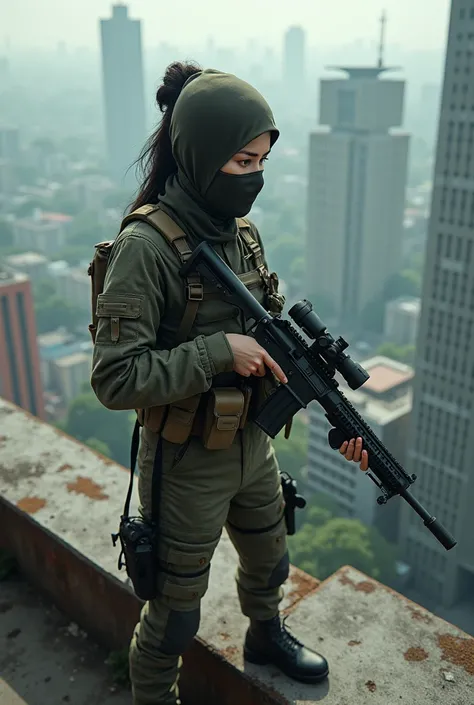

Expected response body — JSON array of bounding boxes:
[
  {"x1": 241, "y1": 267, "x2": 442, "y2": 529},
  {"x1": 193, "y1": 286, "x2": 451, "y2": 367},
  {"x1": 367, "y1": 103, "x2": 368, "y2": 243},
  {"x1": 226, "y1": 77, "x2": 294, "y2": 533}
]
[{"x1": 0, "y1": 496, "x2": 288, "y2": 705}]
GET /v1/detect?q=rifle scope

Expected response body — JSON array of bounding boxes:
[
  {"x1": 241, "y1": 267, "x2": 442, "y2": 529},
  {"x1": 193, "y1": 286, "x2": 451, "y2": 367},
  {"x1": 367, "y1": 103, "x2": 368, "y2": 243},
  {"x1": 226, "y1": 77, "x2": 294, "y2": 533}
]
[{"x1": 288, "y1": 300, "x2": 370, "y2": 391}]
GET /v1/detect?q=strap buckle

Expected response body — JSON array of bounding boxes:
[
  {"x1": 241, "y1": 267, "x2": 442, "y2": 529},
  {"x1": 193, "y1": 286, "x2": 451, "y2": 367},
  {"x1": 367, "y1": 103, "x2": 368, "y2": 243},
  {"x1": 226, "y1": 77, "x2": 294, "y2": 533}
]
[{"x1": 186, "y1": 282, "x2": 204, "y2": 301}]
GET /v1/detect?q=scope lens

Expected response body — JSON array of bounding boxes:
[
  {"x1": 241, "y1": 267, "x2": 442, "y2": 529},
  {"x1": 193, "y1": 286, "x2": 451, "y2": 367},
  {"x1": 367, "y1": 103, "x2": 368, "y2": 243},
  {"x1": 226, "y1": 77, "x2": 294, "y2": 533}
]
[{"x1": 289, "y1": 300, "x2": 326, "y2": 339}]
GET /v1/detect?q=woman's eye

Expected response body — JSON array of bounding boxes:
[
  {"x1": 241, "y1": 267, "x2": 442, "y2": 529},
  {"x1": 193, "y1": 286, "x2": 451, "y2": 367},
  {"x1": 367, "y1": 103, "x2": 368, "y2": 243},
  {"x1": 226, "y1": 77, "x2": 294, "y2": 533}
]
[
  {"x1": 239, "y1": 159, "x2": 251, "y2": 167},
  {"x1": 260, "y1": 156, "x2": 269, "y2": 165}
]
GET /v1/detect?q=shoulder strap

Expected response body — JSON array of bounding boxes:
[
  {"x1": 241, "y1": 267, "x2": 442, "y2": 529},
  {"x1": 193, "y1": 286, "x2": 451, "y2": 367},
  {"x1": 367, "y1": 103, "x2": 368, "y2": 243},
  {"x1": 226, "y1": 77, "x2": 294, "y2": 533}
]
[
  {"x1": 236, "y1": 217, "x2": 266, "y2": 272},
  {"x1": 121, "y1": 205, "x2": 203, "y2": 345}
]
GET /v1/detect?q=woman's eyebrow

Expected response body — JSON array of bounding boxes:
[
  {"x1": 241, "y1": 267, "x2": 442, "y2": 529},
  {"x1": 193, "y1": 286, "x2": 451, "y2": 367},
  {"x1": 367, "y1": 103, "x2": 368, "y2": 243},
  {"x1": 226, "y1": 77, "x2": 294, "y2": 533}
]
[{"x1": 237, "y1": 149, "x2": 271, "y2": 157}]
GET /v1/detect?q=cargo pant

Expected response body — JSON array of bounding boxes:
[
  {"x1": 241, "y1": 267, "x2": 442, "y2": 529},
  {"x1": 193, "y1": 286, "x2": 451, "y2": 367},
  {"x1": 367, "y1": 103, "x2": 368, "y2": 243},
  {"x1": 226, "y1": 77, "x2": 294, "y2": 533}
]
[{"x1": 129, "y1": 421, "x2": 289, "y2": 705}]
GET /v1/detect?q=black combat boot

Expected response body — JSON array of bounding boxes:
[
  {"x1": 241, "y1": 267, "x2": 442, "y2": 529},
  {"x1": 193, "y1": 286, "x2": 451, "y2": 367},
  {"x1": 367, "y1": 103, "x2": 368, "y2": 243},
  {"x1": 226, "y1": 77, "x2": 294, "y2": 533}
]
[{"x1": 243, "y1": 615, "x2": 329, "y2": 683}]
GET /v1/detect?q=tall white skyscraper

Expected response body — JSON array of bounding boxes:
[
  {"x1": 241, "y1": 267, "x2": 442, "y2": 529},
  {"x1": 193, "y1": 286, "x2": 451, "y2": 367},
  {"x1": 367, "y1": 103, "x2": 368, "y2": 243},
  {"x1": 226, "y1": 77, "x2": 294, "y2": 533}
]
[
  {"x1": 100, "y1": 4, "x2": 147, "y2": 191},
  {"x1": 400, "y1": 0, "x2": 474, "y2": 608},
  {"x1": 306, "y1": 18, "x2": 410, "y2": 326},
  {"x1": 283, "y1": 26, "x2": 306, "y2": 90}
]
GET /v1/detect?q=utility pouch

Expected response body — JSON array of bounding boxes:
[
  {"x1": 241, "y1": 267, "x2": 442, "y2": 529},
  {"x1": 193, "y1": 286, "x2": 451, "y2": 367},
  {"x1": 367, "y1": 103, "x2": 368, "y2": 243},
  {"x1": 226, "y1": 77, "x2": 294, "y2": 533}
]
[
  {"x1": 113, "y1": 516, "x2": 158, "y2": 601},
  {"x1": 161, "y1": 394, "x2": 201, "y2": 444},
  {"x1": 202, "y1": 387, "x2": 244, "y2": 450}
]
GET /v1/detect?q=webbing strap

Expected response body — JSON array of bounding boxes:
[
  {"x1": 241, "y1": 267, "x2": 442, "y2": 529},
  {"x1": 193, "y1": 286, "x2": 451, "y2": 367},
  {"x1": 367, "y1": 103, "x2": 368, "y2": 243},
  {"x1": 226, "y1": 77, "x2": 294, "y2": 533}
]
[
  {"x1": 237, "y1": 222, "x2": 265, "y2": 270},
  {"x1": 123, "y1": 419, "x2": 164, "y2": 524},
  {"x1": 120, "y1": 206, "x2": 202, "y2": 344},
  {"x1": 122, "y1": 419, "x2": 140, "y2": 519}
]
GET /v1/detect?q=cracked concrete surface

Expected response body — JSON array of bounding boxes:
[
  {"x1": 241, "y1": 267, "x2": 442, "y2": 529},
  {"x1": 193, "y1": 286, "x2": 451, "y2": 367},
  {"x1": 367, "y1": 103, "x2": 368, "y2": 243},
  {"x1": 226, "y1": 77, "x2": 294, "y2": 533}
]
[{"x1": 0, "y1": 574, "x2": 131, "y2": 705}]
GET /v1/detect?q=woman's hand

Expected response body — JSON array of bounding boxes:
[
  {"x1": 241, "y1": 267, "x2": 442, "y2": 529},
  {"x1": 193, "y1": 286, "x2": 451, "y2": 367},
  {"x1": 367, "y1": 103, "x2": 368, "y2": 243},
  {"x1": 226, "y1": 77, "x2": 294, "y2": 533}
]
[
  {"x1": 339, "y1": 437, "x2": 369, "y2": 471},
  {"x1": 226, "y1": 334, "x2": 287, "y2": 384}
]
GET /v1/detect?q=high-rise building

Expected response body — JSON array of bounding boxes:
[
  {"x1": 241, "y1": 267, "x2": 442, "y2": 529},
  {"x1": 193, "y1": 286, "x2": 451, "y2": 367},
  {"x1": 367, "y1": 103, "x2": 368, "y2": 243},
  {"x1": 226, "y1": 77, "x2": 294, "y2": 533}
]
[
  {"x1": 307, "y1": 356, "x2": 413, "y2": 544},
  {"x1": 384, "y1": 296, "x2": 421, "y2": 347},
  {"x1": 400, "y1": 0, "x2": 474, "y2": 608},
  {"x1": 51, "y1": 351, "x2": 93, "y2": 404},
  {"x1": 305, "y1": 16, "x2": 410, "y2": 326},
  {"x1": 283, "y1": 26, "x2": 306, "y2": 90},
  {"x1": 0, "y1": 126, "x2": 19, "y2": 160},
  {"x1": 0, "y1": 269, "x2": 45, "y2": 419},
  {"x1": 100, "y1": 4, "x2": 147, "y2": 190}
]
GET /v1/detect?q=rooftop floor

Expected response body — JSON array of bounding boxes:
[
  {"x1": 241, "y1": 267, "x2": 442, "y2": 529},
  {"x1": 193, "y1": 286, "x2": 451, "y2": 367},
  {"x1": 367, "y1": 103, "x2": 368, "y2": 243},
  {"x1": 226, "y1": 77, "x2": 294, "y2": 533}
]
[
  {"x1": 0, "y1": 572, "x2": 130, "y2": 705},
  {"x1": 1, "y1": 397, "x2": 473, "y2": 705}
]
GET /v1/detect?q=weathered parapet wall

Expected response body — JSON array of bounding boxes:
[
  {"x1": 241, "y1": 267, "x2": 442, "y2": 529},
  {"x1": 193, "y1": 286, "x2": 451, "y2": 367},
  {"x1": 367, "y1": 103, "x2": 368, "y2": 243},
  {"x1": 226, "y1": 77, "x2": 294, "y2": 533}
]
[{"x1": 1, "y1": 397, "x2": 473, "y2": 705}]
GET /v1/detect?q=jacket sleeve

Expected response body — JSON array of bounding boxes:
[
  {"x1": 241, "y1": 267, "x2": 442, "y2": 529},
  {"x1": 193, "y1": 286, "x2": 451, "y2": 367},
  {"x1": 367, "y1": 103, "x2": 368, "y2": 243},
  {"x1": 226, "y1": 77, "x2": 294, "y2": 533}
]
[{"x1": 90, "y1": 229, "x2": 234, "y2": 411}]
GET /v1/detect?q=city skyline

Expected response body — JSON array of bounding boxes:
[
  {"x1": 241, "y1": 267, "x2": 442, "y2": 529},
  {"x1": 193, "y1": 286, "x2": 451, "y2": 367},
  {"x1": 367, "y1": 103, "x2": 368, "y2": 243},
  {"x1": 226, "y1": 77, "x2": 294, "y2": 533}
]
[{"x1": 1, "y1": 0, "x2": 451, "y2": 52}]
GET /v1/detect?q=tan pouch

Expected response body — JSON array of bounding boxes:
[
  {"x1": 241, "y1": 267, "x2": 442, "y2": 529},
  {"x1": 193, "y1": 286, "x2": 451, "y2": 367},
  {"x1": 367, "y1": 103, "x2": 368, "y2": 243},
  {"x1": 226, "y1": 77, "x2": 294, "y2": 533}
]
[
  {"x1": 202, "y1": 388, "x2": 244, "y2": 450},
  {"x1": 161, "y1": 394, "x2": 201, "y2": 444}
]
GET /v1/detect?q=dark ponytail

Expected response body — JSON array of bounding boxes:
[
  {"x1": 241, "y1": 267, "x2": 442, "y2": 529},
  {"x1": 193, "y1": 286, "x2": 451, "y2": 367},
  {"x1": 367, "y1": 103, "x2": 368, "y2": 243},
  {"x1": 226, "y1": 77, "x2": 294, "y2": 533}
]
[{"x1": 128, "y1": 61, "x2": 201, "y2": 213}]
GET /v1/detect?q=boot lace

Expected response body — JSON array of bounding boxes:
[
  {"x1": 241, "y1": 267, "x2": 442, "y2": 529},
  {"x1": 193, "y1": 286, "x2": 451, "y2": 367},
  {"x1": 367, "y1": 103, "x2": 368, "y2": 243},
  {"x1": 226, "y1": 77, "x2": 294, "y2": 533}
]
[{"x1": 276, "y1": 615, "x2": 304, "y2": 654}]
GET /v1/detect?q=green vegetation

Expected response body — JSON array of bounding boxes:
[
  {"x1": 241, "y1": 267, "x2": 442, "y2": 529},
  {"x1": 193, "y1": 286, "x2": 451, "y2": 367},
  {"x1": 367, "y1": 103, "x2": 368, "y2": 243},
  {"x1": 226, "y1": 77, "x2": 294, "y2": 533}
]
[
  {"x1": 288, "y1": 509, "x2": 398, "y2": 584},
  {"x1": 61, "y1": 391, "x2": 135, "y2": 468},
  {"x1": 359, "y1": 270, "x2": 422, "y2": 333},
  {"x1": 375, "y1": 342, "x2": 416, "y2": 365},
  {"x1": 272, "y1": 414, "x2": 308, "y2": 483}
]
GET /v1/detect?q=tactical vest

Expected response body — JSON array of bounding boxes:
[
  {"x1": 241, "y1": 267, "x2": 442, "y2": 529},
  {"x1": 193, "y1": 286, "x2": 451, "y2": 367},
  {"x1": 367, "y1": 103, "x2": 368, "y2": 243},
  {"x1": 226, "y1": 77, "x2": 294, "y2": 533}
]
[{"x1": 88, "y1": 204, "x2": 285, "y2": 446}]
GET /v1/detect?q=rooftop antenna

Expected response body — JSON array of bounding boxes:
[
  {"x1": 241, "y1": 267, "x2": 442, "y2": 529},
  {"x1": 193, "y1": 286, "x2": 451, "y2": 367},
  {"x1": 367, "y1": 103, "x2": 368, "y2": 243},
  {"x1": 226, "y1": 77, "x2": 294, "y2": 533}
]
[{"x1": 378, "y1": 10, "x2": 387, "y2": 69}]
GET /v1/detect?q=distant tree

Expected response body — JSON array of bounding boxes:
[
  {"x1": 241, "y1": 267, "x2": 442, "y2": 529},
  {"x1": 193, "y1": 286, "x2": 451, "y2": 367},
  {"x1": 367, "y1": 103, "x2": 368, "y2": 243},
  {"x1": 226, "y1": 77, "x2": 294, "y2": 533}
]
[
  {"x1": 64, "y1": 392, "x2": 135, "y2": 468},
  {"x1": 272, "y1": 414, "x2": 308, "y2": 484},
  {"x1": 85, "y1": 437, "x2": 112, "y2": 458},
  {"x1": 376, "y1": 342, "x2": 416, "y2": 365},
  {"x1": 358, "y1": 297, "x2": 385, "y2": 333},
  {"x1": 288, "y1": 516, "x2": 398, "y2": 584},
  {"x1": 266, "y1": 237, "x2": 302, "y2": 281},
  {"x1": 384, "y1": 270, "x2": 421, "y2": 300},
  {"x1": 34, "y1": 296, "x2": 85, "y2": 334}
]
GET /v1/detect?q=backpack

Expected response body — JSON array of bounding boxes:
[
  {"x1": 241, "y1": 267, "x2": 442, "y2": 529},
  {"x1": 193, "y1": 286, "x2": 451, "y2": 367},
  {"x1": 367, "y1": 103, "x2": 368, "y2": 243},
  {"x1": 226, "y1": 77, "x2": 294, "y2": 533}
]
[{"x1": 87, "y1": 204, "x2": 265, "y2": 346}]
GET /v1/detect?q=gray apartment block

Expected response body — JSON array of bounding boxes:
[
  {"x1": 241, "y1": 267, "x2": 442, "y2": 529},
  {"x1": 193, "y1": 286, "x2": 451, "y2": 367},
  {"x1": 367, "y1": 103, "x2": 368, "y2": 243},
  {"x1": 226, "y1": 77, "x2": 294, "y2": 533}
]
[
  {"x1": 100, "y1": 4, "x2": 147, "y2": 190},
  {"x1": 306, "y1": 62, "x2": 409, "y2": 324}
]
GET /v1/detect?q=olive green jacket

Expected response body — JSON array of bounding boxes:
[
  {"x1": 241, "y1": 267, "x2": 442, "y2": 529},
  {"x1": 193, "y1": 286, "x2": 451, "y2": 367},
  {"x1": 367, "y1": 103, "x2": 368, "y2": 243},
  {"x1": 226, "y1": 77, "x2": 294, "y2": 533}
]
[{"x1": 90, "y1": 219, "x2": 269, "y2": 411}]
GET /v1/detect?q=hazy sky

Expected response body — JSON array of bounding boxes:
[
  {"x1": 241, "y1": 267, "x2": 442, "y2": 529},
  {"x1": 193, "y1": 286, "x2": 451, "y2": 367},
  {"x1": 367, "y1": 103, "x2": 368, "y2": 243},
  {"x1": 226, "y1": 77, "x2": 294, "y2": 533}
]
[{"x1": 2, "y1": 0, "x2": 451, "y2": 52}]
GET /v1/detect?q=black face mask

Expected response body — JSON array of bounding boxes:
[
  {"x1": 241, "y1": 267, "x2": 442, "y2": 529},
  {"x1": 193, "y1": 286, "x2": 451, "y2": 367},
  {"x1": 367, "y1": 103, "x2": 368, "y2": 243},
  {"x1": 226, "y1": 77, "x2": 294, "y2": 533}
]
[{"x1": 204, "y1": 170, "x2": 264, "y2": 219}]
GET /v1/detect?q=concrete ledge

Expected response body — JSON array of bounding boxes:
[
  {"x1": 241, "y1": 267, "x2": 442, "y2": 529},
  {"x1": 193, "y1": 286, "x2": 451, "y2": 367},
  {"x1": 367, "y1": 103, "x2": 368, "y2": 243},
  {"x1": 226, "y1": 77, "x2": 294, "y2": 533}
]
[
  {"x1": 0, "y1": 679, "x2": 28, "y2": 705},
  {"x1": 0, "y1": 398, "x2": 318, "y2": 705},
  {"x1": 1, "y1": 397, "x2": 473, "y2": 705}
]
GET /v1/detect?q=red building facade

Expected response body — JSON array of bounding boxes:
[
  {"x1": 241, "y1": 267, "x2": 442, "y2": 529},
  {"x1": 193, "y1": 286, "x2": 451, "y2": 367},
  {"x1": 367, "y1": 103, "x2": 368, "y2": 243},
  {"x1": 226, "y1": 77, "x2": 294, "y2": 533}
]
[{"x1": 0, "y1": 270, "x2": 45, "y2": 419}]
